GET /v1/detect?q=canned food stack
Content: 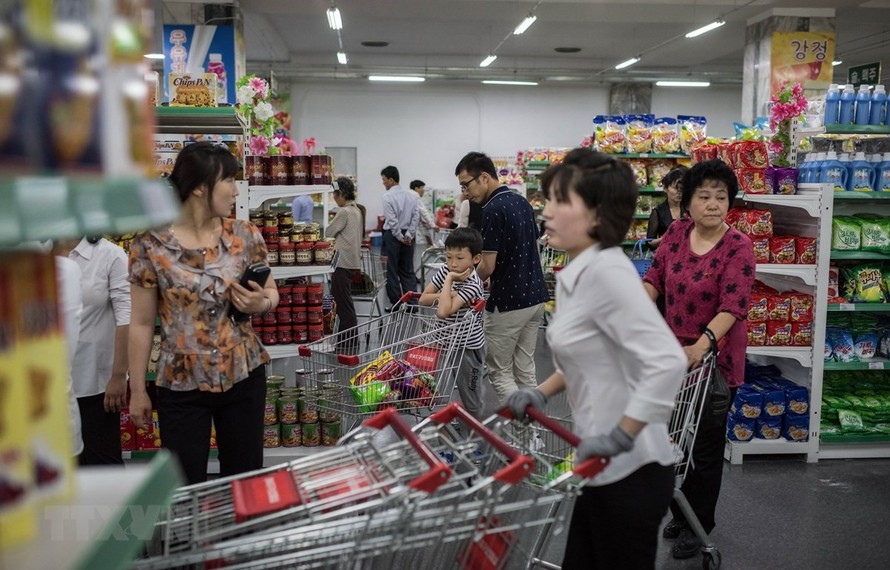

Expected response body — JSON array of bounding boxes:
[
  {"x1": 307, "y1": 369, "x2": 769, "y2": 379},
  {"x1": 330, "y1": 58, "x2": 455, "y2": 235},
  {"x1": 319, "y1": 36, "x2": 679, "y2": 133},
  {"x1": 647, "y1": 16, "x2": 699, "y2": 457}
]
[
  {"x1": 262, "y1": 374, "x2": 341, "y2": 448},
  {"x1": 249, "y1": 208, "x2": 334, "y2": 268},
  {"x1": 251, "y1": 282, "x2": 325, "y2": 346}
]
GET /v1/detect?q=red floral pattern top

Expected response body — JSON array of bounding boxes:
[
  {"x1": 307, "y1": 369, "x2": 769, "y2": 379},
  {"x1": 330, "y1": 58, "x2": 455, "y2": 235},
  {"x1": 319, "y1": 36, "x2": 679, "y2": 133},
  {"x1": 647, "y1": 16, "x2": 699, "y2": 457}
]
[{"x1": 129, "y1": 218, "x2": 270, "y2": 392}]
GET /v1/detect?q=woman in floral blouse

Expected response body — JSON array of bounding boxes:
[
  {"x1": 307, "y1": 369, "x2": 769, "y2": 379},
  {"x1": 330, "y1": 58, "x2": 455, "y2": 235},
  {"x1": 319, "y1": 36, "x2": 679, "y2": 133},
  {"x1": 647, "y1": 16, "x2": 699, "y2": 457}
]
[{"x1": 128, "y1": 142, "x2": 278, "y2": 485}]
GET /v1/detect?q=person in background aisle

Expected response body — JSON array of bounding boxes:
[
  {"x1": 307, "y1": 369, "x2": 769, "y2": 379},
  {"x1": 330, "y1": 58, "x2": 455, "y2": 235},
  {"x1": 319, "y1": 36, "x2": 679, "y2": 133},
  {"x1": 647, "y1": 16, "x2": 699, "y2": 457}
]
[
  {"x1": 410, "y1": 179, "x2": 435, "y2": 244},
  {"x1": 128, "y1": 142, "x2": 279, "y2": 485},
  {"x1": 506, "y1": 148, "x2": 686, "y2": 569},
  {"x1": 646, "y1": 165, "x2": 688, "y2": 248},
  {"x1": 326, "y1": 177, "x2": 363, "y2": 352},
  {"x1": 454, "y1": 152, "x2": 548, "y2": 401},
  {"x1": 381, "y1": 165, "x2": 419, "y2": 308},
  {"x1": 53, "y1": 237, "x2": 129, "y2": 465},
  {"x1": 55, "y1": 254, "x2": 84, "y2": 458},
  {"x1": 642, "y1": 159, "x2": 755, "y2": 560},
  {"x1": 419, "y1": 228, "x2": 487, "y2": 418},
  {"x1": 291, "y1": 193, "x2": 315, "y2": 224},
  {"x1": 457, "y1": 187, "x2": 484, "y2": 231}
]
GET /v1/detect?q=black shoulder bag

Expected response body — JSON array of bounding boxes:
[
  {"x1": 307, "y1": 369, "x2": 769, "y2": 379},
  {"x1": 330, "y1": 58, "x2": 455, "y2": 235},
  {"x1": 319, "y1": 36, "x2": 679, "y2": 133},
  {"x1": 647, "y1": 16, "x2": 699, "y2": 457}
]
[{"x1": 703, "y1": 328, "x2": 732, "y2": 416}]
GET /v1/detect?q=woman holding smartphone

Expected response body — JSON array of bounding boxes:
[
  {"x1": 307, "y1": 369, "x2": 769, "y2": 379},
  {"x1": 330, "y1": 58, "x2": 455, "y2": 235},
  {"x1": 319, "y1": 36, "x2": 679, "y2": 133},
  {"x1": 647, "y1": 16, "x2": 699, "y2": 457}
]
[{"x1": 128, "y1": 142, "x2": 278, "y2": 484}]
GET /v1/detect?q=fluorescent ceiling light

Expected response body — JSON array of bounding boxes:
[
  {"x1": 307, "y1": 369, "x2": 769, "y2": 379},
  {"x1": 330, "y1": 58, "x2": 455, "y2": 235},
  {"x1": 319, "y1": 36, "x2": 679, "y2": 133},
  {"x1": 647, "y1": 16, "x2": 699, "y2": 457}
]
[
  {"x1": 144, "y1": 53, "x2": 165, "y2": 60},
  {"x1": 656, "y1": 80, "x2": 711, "y2": 87},
  {"x1": 685, "y1": 19, "x2": 725, "y2": 39},
  {"x1": 832, "y1": 60, "x2": 843, "y2": 66},
  {"x1": 615, "y1": 57, "x2": 640, "y2": 70},
  {"x1": 480, "y1": 55, "x2": 497, "y2": 67},
  {"x1": 482, "y1": 80, "x2": 538, "y2": 86},
  {"x1": 326, "y1": 7, "x2": 342, "y2": 30},
  {"x1": 368, "y1": 75, "x2": 425, "y2": 82},
  {"x1": 337, "y1": 51, "x2": 347, "y2": 65},
  {"x1": 513, "y1": 15, "x2": 537, "y2": 35}
]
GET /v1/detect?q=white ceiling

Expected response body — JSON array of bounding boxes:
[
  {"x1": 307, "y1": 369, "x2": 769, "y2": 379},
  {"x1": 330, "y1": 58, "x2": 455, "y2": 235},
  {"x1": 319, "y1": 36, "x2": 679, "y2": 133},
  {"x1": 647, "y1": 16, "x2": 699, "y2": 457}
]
[{"x1": 165, "y1": 0, "x2": 890, "y2": 85}]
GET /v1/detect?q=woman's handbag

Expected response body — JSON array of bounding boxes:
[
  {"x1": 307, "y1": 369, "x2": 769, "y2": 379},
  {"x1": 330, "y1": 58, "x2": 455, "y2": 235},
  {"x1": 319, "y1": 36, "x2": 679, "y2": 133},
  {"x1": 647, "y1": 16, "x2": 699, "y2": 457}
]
[
  {"x1": 703, "y1": 328, "x2": 731, "y2": 416},
  {"x1": 630, "y1": 239, "x2": 652, "y2": 278}
]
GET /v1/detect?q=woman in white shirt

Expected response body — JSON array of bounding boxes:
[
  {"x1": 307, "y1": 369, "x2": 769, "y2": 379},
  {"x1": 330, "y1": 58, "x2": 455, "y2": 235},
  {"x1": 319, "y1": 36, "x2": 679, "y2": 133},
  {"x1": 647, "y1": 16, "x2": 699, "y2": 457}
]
[
  {"x1": 506, "y1": 148, "x2": 686, "y2": 569},
  {"x1": 54, "y1": 237, "x2": 130, "y2": 465}
]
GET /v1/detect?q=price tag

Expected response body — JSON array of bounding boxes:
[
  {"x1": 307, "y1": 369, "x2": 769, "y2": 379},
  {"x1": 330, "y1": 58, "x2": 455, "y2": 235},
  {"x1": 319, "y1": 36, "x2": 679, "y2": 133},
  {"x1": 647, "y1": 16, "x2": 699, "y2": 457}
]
[
  {"x1": 868, "y1": 361, "x2": 885, "y2": 370},
  {"x1": 839, "y1": 304, "x2": 855, "y2": 311}
]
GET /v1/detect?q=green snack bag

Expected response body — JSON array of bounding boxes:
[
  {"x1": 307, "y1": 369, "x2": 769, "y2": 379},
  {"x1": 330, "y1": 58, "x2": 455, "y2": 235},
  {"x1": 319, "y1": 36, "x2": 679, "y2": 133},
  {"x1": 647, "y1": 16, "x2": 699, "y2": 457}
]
[
  {"x1": 832, "y1": 217, "x2": 861, "y2": 251},
  {"x1": 855, "y1": 214, "x2": 890, "y2": 252},
  {"x1": 838, "y1": 409, "x2": 866, "y2": 432},
  {"x1": 850, "y1": 263, "x2": 885, "y2": 303},
  {"x1": 349, "y1": 380, "x2": 391, "y2": 414}
]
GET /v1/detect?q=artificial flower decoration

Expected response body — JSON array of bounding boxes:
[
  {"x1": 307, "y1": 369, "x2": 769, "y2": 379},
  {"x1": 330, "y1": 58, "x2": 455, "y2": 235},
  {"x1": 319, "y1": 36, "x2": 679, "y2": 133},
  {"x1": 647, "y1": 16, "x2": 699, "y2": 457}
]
[
  {"x1": 768, "y1": 82, "x2": 808, "y2": 167},
  {"x1": 235, "y1": 74, "x2": 290, "y2": 156}
]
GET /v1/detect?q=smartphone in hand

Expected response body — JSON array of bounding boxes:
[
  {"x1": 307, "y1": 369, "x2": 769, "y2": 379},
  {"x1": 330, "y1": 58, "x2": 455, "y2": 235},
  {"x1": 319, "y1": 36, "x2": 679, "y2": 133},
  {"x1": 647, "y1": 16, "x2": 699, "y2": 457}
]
[{"x1": 229, "y1": 262, "x2": 271, "y2": 323}]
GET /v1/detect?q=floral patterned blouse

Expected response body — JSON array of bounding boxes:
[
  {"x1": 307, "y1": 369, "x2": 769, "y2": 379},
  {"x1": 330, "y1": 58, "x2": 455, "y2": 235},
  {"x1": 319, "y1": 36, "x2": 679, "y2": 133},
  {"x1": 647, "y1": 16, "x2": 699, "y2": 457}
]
[{"x1": 129, "y1": 218, "x2": 270, "y2": 392}]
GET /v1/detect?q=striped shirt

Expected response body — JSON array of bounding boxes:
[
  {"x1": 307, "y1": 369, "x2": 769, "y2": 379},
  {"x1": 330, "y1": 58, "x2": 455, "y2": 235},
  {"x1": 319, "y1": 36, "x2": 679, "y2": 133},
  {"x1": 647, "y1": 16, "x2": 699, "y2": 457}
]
[{"x1": 430, "y1": 265, "x2": 485, "y2": 350}]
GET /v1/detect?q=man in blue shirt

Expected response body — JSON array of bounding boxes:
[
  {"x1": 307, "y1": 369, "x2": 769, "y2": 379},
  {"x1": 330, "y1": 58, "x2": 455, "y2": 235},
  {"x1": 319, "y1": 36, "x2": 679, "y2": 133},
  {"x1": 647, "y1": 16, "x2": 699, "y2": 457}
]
[
  {"x1": 455, "y1": 152, "x2": 548, "y2": 401},
  {"x1": 291, "y1": 194, "x2": 314, "y2": 224},
  {"x1": 381, "y1": 165, "x2": 420, "y2": 307}
]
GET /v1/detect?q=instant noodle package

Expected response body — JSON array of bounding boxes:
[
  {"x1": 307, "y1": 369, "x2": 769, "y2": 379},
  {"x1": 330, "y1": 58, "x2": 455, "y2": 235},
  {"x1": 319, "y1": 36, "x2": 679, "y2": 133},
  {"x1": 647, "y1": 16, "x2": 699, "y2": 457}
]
[{"x1": 728, "y1": 364, "x2": 810, "y2": 442}]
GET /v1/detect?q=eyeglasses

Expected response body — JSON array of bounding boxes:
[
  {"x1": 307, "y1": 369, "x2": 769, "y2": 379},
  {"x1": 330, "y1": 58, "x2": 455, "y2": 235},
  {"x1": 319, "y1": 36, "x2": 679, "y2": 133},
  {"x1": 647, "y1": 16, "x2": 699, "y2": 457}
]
[{"x1": 459, "y1": 174, "x2": 481, "y2": 191}]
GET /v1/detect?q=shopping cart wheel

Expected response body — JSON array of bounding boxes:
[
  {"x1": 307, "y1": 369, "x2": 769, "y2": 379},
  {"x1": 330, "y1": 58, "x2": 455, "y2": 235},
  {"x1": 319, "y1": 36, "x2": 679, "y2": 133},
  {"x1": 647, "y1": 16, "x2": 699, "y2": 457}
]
[{"x1": 702, "y1": 549, "x2": 721, "y2": 570}]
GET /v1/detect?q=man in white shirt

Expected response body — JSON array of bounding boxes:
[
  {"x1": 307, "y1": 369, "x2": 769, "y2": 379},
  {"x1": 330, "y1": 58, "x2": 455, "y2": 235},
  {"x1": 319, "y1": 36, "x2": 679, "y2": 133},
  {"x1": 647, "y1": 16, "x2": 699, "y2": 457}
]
[
  {"x1": 381, "y1": 165, "x2": 420, "y2": 308},
  {"x1": 410, "y1": 179, "x2": 435, "y2": 277}
]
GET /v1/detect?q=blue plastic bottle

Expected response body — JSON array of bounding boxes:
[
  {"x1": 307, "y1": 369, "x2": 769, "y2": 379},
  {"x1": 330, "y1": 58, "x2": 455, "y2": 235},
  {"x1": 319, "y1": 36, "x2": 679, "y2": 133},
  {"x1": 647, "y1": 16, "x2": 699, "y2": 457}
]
[
  {"x1": 824, "y1": 84, "x2": 840, "y2": 125},
  {"x1": 877, "y1": 152, "x2": 890, "y2": 193},
  {"x1": 839, "y1": 84, "x2": 856, "y2": 125},
  {"x1": 855, "y1": 85, "x2": 872, "y2": 125},
  {"x1": 811, "y1": 152, "x2": 826, "y2": 185},
  {"x1": 799, "y1": 154, "x2": 813, "y2": 183},
  {"x1": 838, "y1": 153, "x2": 852, "y2": 191},
  {"x1": 821, "y1": 151, "x2": 849, "y2": 192},
  {"x1": 850, "y1": 152, "x2": 876, "y2": 192},
  {"x1": 871, "y1": 85, "x2": 887, "y2": 126}
]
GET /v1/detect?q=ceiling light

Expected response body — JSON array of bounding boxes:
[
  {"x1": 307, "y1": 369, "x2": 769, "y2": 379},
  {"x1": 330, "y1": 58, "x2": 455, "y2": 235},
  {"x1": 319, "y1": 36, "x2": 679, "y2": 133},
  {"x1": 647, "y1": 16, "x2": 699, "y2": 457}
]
[
  {"x1": 482, "y1": 80, "x2": 538, "y2": 86},
  {"x1": 368, "y1": 75, "x2": 425, "y2": 82},
  {"x1": 337, "y1": 51, "x2": 347, "y2": 65},
  {"x1": 656, "y1": 80, "x2": 711, "y2": 87},
  {"x1": 326, "y1": 7, "x2": 342, "y2": 30},
  {"x1": 480, "y1": 55, "x2": 497, "y2": 67},
  {"x1": 832, "y1": 59, "x2": 843, "y2": 66},
  {"x1": 685, "y1": 19, "x2": 725, "y2": 39},
  {"x1": 615, "y1": 57, "x2": 640, "y2": 70},
  {"x1": 513, "y1": 15, "x2": 537, "y2": 35},
  {"x1": 144, "y1": 53, "x2": 165, "y2": 60}
]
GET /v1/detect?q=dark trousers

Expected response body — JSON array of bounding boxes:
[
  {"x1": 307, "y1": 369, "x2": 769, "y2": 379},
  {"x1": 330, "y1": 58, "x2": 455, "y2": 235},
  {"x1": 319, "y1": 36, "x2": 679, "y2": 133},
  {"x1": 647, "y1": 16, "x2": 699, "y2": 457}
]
[
  {"x1": 383, "y1": 229, "x2": 417, "y2": 305},
  {"x1": 331, "y1": 267, "x2": 358, "y2": 351},
  {"x1": 156, "y1": 367, "x2": 265, "y2": 485},
  {"x1": 76, "y1": 393, "x2": 123, "y2": 466},
  {"x1": 563, "y1": 462, "x2": 674, "y2": 569},
  {"x1": 669, "y1": 388, "x2": 735, "y2": 533}
]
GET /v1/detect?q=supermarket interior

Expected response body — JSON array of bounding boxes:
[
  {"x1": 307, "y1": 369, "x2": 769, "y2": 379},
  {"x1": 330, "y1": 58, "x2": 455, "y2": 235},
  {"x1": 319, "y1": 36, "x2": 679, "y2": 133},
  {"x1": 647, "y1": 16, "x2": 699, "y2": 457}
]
[{"x1": 2, "y1": 0, "x2": 890, "y2": 568}]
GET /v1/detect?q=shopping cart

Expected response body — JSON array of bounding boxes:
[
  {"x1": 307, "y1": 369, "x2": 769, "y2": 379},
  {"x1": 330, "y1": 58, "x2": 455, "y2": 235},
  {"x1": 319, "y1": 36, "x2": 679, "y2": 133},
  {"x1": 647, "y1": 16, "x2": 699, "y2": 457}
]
[
  {"x1": 298, "y1": 291, "x2": 485, "y2": 432},
  {"x1": 418, "y1": 227, "x2": 453, "y2": 284},
  {"x1": 539, "y1": 244, "x2": 566, "y2": 326},
  {"x1": 350, "y1": 245, "x2": 387, "y2": 321}
]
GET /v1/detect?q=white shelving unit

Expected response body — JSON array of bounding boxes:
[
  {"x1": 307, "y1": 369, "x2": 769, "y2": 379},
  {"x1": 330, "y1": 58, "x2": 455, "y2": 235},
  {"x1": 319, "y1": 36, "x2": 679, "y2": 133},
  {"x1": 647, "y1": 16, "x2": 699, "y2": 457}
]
[{"x1": 725, "y1": 184, "x2": 832, "y2": 464}]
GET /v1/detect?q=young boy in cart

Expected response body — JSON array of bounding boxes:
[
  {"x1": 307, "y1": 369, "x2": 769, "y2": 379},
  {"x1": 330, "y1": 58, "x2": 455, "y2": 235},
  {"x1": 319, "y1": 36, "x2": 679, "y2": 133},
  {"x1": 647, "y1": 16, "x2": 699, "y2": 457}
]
[{"x1": 419, "y1": 227, "x2": 487, "y2": 418}]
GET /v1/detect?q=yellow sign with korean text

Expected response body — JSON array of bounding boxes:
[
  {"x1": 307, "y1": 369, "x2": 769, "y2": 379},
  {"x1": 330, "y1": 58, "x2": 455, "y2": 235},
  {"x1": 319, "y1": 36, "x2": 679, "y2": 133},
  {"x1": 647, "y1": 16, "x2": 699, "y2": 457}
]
[{"x1": 770, "y1": 31, "x2": 836, "y2": 94}]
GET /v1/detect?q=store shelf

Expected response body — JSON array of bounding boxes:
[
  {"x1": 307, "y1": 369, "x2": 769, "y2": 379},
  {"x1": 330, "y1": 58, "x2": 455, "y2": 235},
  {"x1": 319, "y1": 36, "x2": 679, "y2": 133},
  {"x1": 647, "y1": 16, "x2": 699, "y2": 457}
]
[
  {"x1": 263, "y1": 446, "x2": 330, "y2": 464},
  {"x1": 746, "y1": 346, "x2": 813, "y2": 368},
  {"x1": 615, "y1": 153, "x2": 688, "y2": 159},
  {"x1": 247, "y1": 184, "x2": 334, "y2": 209},
  {"x1": 633, "y1": 213, "x2": 650, "y2": 219},
  {"x1": 0, "y1": 177, "x2": 180, "y2": 246},
  {"x1": 825, "y1": 124, "x2": 890, "y2": 135},
  {"x1": 639, "y1": 186, "x2": 665, "y2": 195},
  {"x1": 824, "y1": 358, "x2": 890, "y2": 371},
  {"x1": 819, "y1": 439, "x2": 890, "y2": 459},
  {"x1": 827, "y1": 303, "x2": 890, "y2": 312},
  {"x1": 832, "y1": 191, "x2": 890, "y2": 200},
  {"x1": 271, "y1": 265, "x2": 335, "y2": 280},
  {"x1": 1, "y1": 451, "x2": 182, "y2": 570},
  {"x1": 724, "y1": 439, "x2": 811, "y2": 465},
  {"x1": 755, "y1": 264, "x2": 817, "y2": 286},
  {"x1": 829, "y1": 250, "x2": 890, "y2": 260},
  {"x1": 154, "y1": 106, "x2": 244, "y2": 135},
  {"x1": 741, "y1": 192, "x2": 822, "y2": 217}
]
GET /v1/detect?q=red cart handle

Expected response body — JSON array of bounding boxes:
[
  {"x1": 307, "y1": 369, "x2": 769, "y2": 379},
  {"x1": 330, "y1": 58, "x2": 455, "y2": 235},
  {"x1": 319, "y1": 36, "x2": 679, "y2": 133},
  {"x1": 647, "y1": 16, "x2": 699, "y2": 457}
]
[
  {"x1": 399, "y1": 291, "x2": 485, "y2": 313},
  {"x1": 363, "y1": 407, "x2": 452, "y2": 493},
  {"x1": 430, "y1": 402, "x2": 535, "y2": 485},
  {"x1": 498, "y1": 406, "x2": 610, "y2": 481}
]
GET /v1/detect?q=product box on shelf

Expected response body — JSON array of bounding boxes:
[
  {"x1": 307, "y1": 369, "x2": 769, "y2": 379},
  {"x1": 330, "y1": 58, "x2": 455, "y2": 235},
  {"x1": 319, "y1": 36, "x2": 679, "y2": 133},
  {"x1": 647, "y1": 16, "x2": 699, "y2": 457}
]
[
  {"x1": 168, "y1": 72, "x2": 219, "y2": 107},
  {"x1": 136, "y1": 410, "x2": 162, "y2": 451},
  {"x1": 120, "y1": 407, "x2": 136, "y2": 452}
]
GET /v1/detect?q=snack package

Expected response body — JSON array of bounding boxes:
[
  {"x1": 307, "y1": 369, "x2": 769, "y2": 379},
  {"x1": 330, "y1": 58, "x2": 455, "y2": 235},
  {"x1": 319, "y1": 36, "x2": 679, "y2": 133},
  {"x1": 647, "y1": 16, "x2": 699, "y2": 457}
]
[
  {"x1": 769, "y1": 236, "x2": 796, "y2": 264},
  {"x1": 831, "y1": 217, "x2": 861, "y2": 251},
  {"x1": 855, "y1": 214, "x2": 890, "y2": 253},
  {"x1": 772, "y1": 167, "x2": 798, "y2": 195},
  {"x1": 827, "y1": 327, "x2": 855, "y2": 362},
  {"x1": 731, "y1": 388, "x2": 764, "y2": 419},
  {"x1": 726, "y1": 208, "x2": 748, "y2": 234},
  {"x1": 777, "y1": 381, "x2": 809, "y2": 415},
  {"x1": 854, "y1": 332, "x2": 880, "y2": 361},
  {"x1": 752, "y1": 238, "x2": 771, "y2": 263},
  {"x1": 734, "y1": 141, "x2": 770, "y2": 169},
  {"x1": 756, "y1": 384, "x2": 787, "y2": 417},
  {"x1": 791, "y1": 322, "x2": 814, "y2": 346},
  {"x1": 349, "y1": 380, "x2": 391, "y2": 414},
  {"x1": 593, "y1": 115, "x2": 627, "y2": 154},
  {"x1": 625, "y1": 114, "x2": 654, "y2": 153},
  {"x1": 646, "y1": 159, "x2": 675, "y2": 188},
  {"x1": 767, "y1": 322, "x2": 793, "y2": 346},
  {"x1": 767, "y1": 293, "x2": 791, "y2": 322},
  {"x1": 736, "y1": 167, "x2": 771, "y2": 195},
  {"x1": 795, "y1": 237, "x2": 817, "y2": 264},
  {"x1": 169, "y1": 72, "x2": 219, "y2": 107},
  {"x1": 624, "y1": 158, "x2": 648, "y2": 187},
  {"x1": 746, "y1": 209, "x2": 774, "y2": 237},
  {"x1": 726, "y1": 413, "x2": 755, "y2": 442},
  {"x1": 349, "y1": 351, "x2": 394, "y2": 386},
  {"x1": 783, "y1": 414, "x2": 810, "y2": 441},
  {"x1": 747, "y1": 321, "x2": 767, "y2": 346},
  {"x1": 693, "y1": 144, "x2": 719, "y2": 164},
  {"x1": 790, "y1": 293, "x2": 814, "y2": 322},
  {"x1": 755, "y1": 417, "x2": 783, "y2": 440},
  {"x1": 828, "y1": 266, "x2": 840, "y2": 298},
  {"x1": 651, "y1": 117, "x2": 680, "y2": 153},
  {"x1": 678, "y1": 115, "x2": 708, "y2": 154},
  {"x1": 748, "y1": 292, "x2": 768, "y2": 322},
  {"x1": 842, "y1": 264, "x2": 884, "y2": 303}
]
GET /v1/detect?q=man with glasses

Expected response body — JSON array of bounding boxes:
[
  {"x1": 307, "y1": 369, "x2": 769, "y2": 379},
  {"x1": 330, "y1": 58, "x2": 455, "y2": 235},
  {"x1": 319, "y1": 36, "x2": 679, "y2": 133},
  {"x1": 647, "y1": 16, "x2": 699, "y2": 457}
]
[
  {"x1": 381, "y1": 165, "x2": 420, "y2": 309},
  {"x1": 454, "y1": 152, "x2": 548, "y2": 401}
]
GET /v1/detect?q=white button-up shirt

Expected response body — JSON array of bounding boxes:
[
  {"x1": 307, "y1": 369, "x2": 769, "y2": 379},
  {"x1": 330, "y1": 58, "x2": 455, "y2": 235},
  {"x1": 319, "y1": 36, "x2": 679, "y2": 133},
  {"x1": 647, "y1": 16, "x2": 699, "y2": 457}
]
[
  {"x1": 68, "y1": 238, "x2": 131, "y2": 398},
  {"x1": 382, "y1": 184, "x2": 420, "y2": 240},
  {"x1": 547, "y1": 244, "x2": 686, "y2": 486}
]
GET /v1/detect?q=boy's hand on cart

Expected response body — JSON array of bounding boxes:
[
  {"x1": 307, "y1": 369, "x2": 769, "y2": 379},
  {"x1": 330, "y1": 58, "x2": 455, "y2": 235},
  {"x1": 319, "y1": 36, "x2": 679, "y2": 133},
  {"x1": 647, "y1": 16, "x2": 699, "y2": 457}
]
[
  {"x1": 505, "y1": 388, "x2": 547, "y2": 422},
  {"x1": 577, "y1": 425, "x2": 635, "y2": 460}
]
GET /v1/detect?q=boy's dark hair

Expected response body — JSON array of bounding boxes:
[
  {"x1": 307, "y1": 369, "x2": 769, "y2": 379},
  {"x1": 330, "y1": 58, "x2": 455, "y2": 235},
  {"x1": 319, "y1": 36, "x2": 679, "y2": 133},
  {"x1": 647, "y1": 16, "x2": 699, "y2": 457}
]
[
  {"x1": 169, "y1": 141, "x2": 239, "y2": 204},
  {"x1": 335, "y1": 176, "x2": 356, "y2": 201},
  {"x1": 380, "y1": 165, "x2": 400, "y2": 182},
  {"x1": 409, "y1": 179, "x2": 425, "y2": 190},
  {"x1": 680, "y1": 159, "x2": 739, "y2": 211},
  {"x1": 540, "y1": 148, "x2": 638, "y2": 249},
  {"x1": 454, "y1": 151, "x2": 498, "y2": 179},
  {"x1": 444, "y1": 227, "x2": 483, "y2": 256},
  {"x1": 661, "y1": 165, "x2": 688, "y2": 190}
]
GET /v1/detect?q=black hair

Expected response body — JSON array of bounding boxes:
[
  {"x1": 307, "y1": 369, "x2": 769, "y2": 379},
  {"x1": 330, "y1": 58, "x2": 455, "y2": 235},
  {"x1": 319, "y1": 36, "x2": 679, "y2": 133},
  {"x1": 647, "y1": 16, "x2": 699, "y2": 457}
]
[
  {"x1": 409, "y1": 179, "x2": 425, "y2": 190},
  {"x1": 454, "y1": 151, "x2": 498, "y2": 180},
  {"x1": 335, "y1": 176, "x2": 357, "y2": 201},
  {"x1": 444, "y1": 227, "x2": 483, "y2": 256},
  {"x1": 380, "y1": 165, "x2": 400, "y2": 182},
  {"x1": 168, "y1": 141, "x2": 239, "y2": 204},
  {"x1": 540, "y1": 148, "x2": 637, "y2": 249},
  {"x1": 661, "y1": 165, "x2": 688, "y2": 190},
  {"x1": 680, "y1": 159, "x2": 739, "y2": 211}
]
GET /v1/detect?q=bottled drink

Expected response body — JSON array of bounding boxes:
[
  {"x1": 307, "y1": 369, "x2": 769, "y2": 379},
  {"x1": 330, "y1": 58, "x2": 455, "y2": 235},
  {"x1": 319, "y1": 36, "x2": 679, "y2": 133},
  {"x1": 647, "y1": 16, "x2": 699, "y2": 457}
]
[{"x1": 206, "y1": 53, "x2": 227, "y2": 105}]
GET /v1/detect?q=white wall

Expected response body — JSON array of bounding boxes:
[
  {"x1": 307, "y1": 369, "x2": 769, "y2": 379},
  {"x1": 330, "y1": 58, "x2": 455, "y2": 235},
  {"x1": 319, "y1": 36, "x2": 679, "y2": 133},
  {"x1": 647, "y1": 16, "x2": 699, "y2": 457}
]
[{"x1": 289, "y1": 80, "x2": 742, "y2": 224}]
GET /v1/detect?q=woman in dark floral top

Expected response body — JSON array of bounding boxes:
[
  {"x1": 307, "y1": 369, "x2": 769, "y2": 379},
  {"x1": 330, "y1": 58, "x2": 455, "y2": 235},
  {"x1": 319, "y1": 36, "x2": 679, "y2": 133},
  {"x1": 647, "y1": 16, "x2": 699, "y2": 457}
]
[
  {"x1": 128, "y1": 142, "x2": 278, "y2": 484},
  {"x1": 643, "y1": 159, "x2": 754, "y2": 560}
]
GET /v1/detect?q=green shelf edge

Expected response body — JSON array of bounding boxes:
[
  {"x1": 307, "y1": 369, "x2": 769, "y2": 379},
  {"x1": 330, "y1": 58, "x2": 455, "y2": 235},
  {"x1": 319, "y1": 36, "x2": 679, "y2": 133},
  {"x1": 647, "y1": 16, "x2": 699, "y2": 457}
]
[
  {"x1": 823, "y1": 358, "x2": 890, "y2": 371},
  {"x1": 127, "y1": 448, "x2": 218, "y2": 461},
  {"x1": 832, "y1": 192, "x2": 890, "y2": 200},
  {"x1": 820, "y1": 433, "x2": 890, "y2": 444},
  {"x1": 827, "y1": 303, "x2": 890, "y2": 312},
  {"x1": 74, "y1": 451, "x2": 183, "y2": 570},
  {"x1": 633, "y1": 213, "x2": 650, "y2": 219},
  {"x1": 825, "y1": 124, "x2": 890, "y2": 135},
  {"x1": 154, "y1": 106, "x2": 237, "y2": 117},
  {"x1": 830, "y1": 250, "x2": 890, "y2": 260}
]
